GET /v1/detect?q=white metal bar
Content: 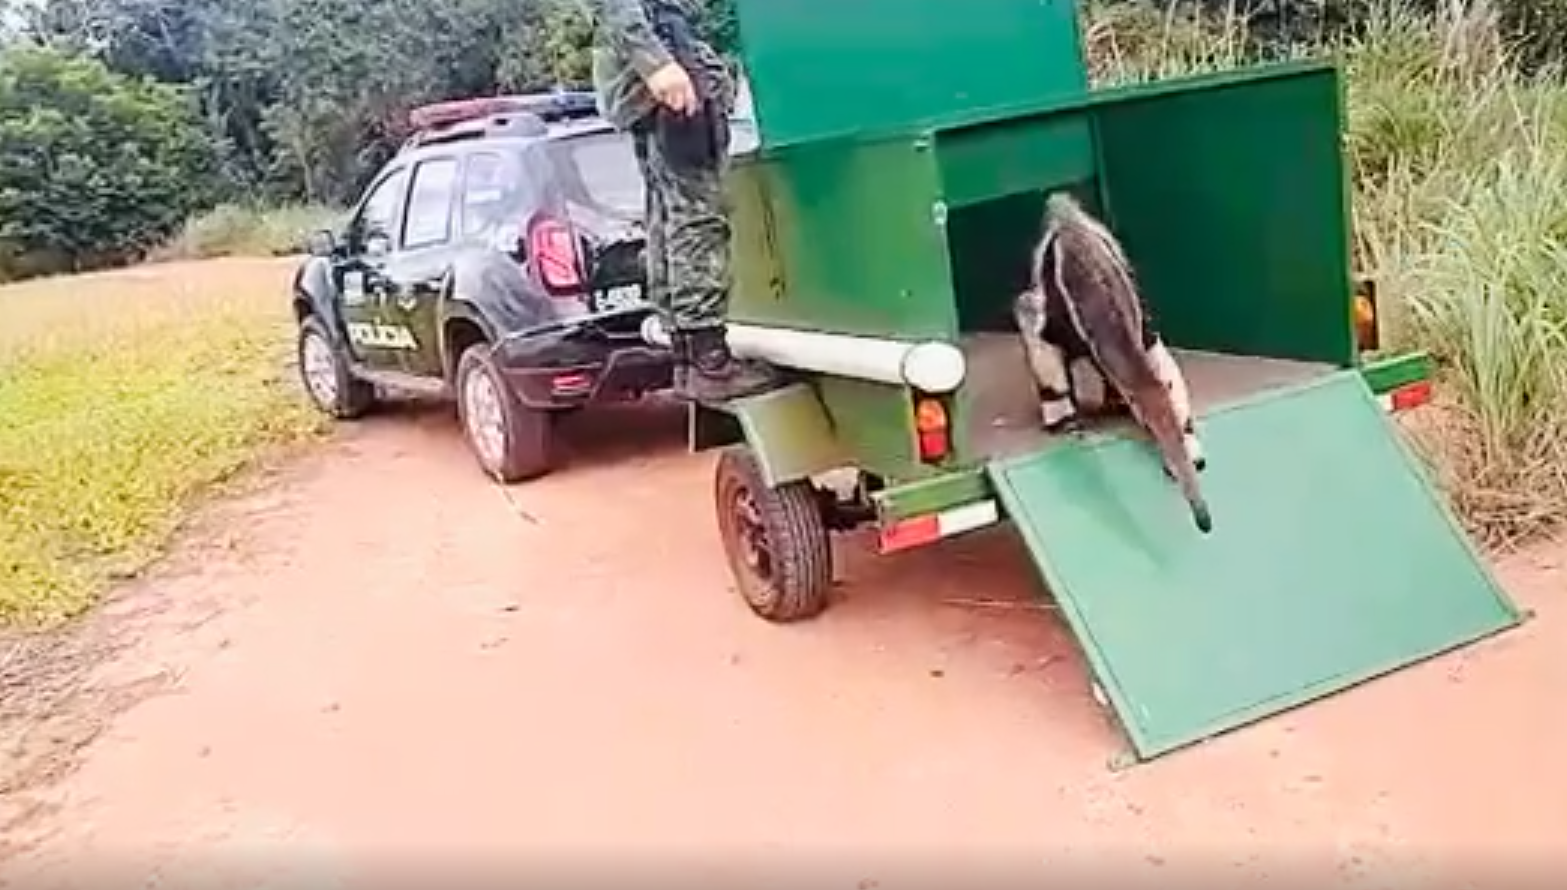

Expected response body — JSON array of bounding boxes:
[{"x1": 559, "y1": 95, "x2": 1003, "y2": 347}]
[{"x1": 639, "y1": 316, "x2": 966, "y2": 392}]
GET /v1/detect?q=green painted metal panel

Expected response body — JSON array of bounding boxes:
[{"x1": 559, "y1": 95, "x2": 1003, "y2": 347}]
[
  {"x1": 945, "y1": 191, "x2": 1048, "y2": 334},
  {"x1": 1360, "y1": 351, "x2": 1433, "y2": 393},
  {"x1": 1093, "y1": 62, "x2": 1358, "y2": 367},
  {"x1": 987, "y1": 370, "x2": 1521, "y2": 760},
  {"x1": 689, "y1": 403, "x2": 743, "y2": 453},
  {"x1": 872, "y1": 470, "x2": 991, "y2": 524},
  {"x1": 937, "y1": 116, "x2": 1095, "y2": 209},
  {"x1": 814, "y1": 377, "x2": 933, "y2": 482},
  {"x1": 937, "y1": 118, "x2": 1097, "y2": 334},
  {"x1": 728, "y1": 137, "x2": 957, "y2": 340},
  {"x1": 728, "y1": 383, "x2": 849, "y2": 487},
  {"x1": 733, "y1": 0, "x2": 1086, "y2": 147}
]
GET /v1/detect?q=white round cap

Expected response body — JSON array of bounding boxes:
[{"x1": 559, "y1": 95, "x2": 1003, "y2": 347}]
[{"x1": 900, "y1": 341, "x2": 966, "y2": 393}]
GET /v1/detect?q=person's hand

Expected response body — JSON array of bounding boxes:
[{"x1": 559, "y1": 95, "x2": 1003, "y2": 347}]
[{"x1": 646, "y1": 61, "x2": 697, "y2": 115}]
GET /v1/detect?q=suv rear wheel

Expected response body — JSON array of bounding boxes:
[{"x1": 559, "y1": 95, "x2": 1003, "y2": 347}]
[
  {"x1": 456, "y1": 343, "x2": 555, "y2": 483},
  {"x1": 297, "y1": 315, "x2": 375, "y2": 419}
]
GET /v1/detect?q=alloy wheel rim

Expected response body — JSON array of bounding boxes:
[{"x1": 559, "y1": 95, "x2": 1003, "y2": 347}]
[
  {"x1": 301, "y1": 333, "x2": 339, "y2": 407},
  {"x1": 463, "y1": 369, "x2": 507, "y2": 468}
]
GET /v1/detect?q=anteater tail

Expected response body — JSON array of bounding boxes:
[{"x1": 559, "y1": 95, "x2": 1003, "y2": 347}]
[{"x1": 1041, "y1": 192, "x2": 1212, "y2": 534}]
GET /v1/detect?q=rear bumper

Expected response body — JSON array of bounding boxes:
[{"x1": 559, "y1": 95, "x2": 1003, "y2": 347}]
[
  {"x1": 491, "y1": 308, "x2": 674, "y2": 410},
  {"x1": 867, "y1": 354, "x2": 1436, "y2": 555}
]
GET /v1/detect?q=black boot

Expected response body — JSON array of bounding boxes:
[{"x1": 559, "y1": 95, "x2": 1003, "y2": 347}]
[{"x1": 673, "y1": 325, "x2": 787, "y2": 404}]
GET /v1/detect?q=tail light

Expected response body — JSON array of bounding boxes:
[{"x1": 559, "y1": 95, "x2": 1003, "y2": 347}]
[
  {"x1": 913, "y1": 395, "x2": 951, "y2": 464},
  {"x1": 527, "y1": 216, "x2": 583, "y2": 294}
]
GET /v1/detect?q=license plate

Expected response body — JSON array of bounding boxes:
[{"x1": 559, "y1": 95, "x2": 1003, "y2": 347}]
[{"x1": 594, "y1": 283, "x2": 647, "y2": 312}]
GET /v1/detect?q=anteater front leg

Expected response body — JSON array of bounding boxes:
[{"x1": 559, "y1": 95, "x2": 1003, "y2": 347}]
[{"x1": 1021, "y1": 334, "x2": 1082, "y2": 434}]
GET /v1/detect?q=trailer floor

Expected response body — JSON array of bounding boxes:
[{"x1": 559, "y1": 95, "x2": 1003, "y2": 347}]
[{"x1": 961, "y1": 332, "x2": 1335, "y2": 459}]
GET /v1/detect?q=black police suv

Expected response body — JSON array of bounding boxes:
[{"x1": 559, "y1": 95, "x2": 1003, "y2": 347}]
[{"x1": 290, "y1": 92, "x2": 671, "y2": 484}]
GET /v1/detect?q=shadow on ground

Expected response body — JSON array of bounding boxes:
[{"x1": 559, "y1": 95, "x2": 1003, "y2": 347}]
[{"x1": 361, "y1": 394, "x2": 690, "y2": 476}]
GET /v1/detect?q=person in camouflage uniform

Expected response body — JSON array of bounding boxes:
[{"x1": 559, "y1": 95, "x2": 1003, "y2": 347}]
[{"x1": 585, "y1": 0, "x2": 784, "y2": 403}]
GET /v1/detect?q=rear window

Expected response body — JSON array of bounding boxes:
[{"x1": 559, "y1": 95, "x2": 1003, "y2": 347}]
[{"x1": 551, "y1": 132, "x2": 643, "y2": 217}]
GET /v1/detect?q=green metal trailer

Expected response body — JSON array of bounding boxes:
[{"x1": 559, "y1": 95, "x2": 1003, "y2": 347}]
[{"x1": 654, "y1": 0, "x2": 1524, "y2": 764}]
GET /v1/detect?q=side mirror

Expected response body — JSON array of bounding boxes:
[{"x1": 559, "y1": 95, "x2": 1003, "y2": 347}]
[
  {"x1": 364, "y1": 232, "x2": 392, "y2": 258},
  {"x1": 306, "y1": 229, "x2": 337, "y2": 258}
]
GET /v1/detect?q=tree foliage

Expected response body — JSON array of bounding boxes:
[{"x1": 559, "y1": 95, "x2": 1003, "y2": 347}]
[
  {"x1": 697, "y1": 0, "x2": 739, "y2": 56},
  {"x1": 0, "y1": 44, "x2": 214, "y2": 275},
  {"x1": 17, "y1": 0, "x2": 622, "y2": 209},
  {"x1": 22, "y1": 0, "x2": 1534, "y2": 278},
  {"x1": 0, "y1": 0, "x2": 640, "y2": 272}
]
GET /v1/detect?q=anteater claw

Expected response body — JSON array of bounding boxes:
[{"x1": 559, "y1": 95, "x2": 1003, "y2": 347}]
[{"x1": 1046, "y1": 416, "x2": 1085, "y2": 435}]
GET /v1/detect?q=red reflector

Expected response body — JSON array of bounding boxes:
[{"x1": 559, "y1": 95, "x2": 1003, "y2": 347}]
[
  {"x1": 1390, "y1": 380, "x2": 1432, "y2": 411},
  {"x1": 913, "y1": 397, "x2": 950, "y2": 463},
  {"x1": 917, "y1": 429, "x2": 948, "y2": 460},
  {"x1": 551, "y1": 371, "x2": 592, "y2": 392},
  {"x1": 409, "y1": 96, "x2": 532, "y2": 131},
  {"x1": 878, "y1": 514, "x2": 940, "y2": 554}
]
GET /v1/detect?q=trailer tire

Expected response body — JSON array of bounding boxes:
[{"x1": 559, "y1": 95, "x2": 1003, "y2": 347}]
[{"x1": 713, "y1": 446, "x2": 834, "y2": 623}]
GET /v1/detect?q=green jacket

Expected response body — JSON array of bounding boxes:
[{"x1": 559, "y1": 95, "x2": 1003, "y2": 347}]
[{"x1": 584, "y1": 0, "x2": 733, "y2": 130}]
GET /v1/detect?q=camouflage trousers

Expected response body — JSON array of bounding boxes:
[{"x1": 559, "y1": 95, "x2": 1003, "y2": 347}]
[{"x1": 631, "y1": 113, "x2": 732, "y2": 331}]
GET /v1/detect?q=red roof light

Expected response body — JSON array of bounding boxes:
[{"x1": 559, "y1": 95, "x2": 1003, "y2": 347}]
[{"x1": 408, "y1": 96, "x2": 536, "y2": 132}]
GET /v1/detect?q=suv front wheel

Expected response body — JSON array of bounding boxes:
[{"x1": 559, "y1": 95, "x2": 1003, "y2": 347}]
[
  {"x1": 455, "y1": 344, "x2": 555, "y2": 483},
  {"x1": 297, "y1": 315, "x2": 375, "y2": 419}
]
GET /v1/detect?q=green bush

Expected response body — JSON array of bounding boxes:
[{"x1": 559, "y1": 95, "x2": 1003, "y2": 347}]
[{"x1": 0, "y1": 45, "x2": 216, "y2": 278}]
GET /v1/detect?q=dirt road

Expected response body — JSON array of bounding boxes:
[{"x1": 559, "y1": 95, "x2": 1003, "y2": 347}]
[{"x1": 2, "y1": 398, "x2": 1565, "y2": 886}]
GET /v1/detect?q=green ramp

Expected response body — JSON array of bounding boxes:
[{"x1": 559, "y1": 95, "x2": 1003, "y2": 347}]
[{"x1": 986, "y1": 370, "x2": 1523, "y2": 761}]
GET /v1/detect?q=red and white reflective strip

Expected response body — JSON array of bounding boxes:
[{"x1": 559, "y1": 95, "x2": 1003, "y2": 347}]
[
  {"x1": 550, "y1": 370, "x2": 594, "y2": 396},
  {"x1": 1378, "y1": 379, "x2": 1433, "y2": 413},
  {"x1": 878, "y1": 499, "x2": 1000, "y2": 554}
]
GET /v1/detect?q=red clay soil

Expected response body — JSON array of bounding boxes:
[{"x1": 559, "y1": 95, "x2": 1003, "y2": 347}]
[{"x1": 2, "y1": 398, "x2": 1564, "y2": 887}]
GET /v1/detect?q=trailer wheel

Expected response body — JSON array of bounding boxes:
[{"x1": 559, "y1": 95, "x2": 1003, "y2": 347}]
[{"x1": 713, "y1": 447, "x2": 834, "y2": 623}]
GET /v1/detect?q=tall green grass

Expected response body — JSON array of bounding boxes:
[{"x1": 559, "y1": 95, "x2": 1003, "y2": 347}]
[
  {"x1": 1086, "y1": 0, "x2": 1567, "y2": 548},
  {"x1": 150, "y1": 202, "x2": 344, "y2": 262}
]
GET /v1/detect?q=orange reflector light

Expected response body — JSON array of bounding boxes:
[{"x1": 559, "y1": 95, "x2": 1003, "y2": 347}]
[
  {"x1": 1353, "y1": 294, "x2": 1379, "y2": 352},
  {"x1": 1354, "y1": 294, "x2": 1375, "y2": 326},
  {"x1": 1389, "y1": 379, "x2": 1432, "y2": 412},
  {"x1": 915, "y1": 398, "x2": 947, "y2": 431},
  {"x1": 913, "y1": 397, "x2": 949, "y2": 463}
]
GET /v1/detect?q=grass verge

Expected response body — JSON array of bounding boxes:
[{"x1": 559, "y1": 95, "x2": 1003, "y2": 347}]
[
  {"x1": 0, "y1": 259, "x2": 325, "y2": 626},
  {"x1": 149, "y1": 203, "x2": 344, "y2": 262}
]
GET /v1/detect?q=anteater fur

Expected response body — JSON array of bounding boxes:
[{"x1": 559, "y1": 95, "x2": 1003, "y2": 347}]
[{"x1": 1015, "y1": 192, "x2": 1212, "y2": 534}]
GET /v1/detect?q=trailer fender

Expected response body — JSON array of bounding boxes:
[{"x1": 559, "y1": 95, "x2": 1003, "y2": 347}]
[{"x1": 693, "y1": 383, "x2": 850, "y2": 488}]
